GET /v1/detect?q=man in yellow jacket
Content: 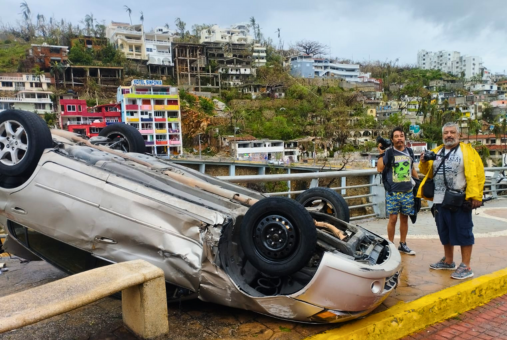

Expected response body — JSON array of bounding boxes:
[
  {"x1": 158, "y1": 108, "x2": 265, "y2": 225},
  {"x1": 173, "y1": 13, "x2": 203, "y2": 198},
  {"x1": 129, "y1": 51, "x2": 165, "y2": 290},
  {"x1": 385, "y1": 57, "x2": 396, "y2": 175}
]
[{"x1": 417, "y1": 122, "x2": 484, "y2": 280}]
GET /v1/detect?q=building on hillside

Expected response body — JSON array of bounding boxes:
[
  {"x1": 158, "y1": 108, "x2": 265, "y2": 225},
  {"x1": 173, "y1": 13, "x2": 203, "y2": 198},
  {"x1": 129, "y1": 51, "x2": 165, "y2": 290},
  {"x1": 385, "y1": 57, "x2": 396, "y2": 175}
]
[
  {"x1": 173, "y1": 43, "x2": 215, "y2": 88},
  {"x1": 27, "y1": 43, "x2": 69, "y2": 70},
  {"x1": 63, "y1": 65, "x2": 124, "y2": 87},
  {"x1": 428, "y1": 79, "x2": 465, "y2": 91},
  {"x1": 417, "y1": 50, "x2": 483, "y2": 79},
  {"x1": 204, "y1": 41, "x2": 254, "y2": 87},
  {"x1": 283, "y1": 140, "x2": 301, "y2": 163},
  {"x1": 0, "y1": 73, "x2": 53, "y2": 92},
  {"x1": 145, "y1": 27, "x2": 174, "y2": 75},
  {"x1": 117, "y1": 79, "x2": 182, "y2": 157},
  {"x1": 290, "y1": 55, "x2": 361, "y2": 82},
  {"x1": 468, "y1": 83, "x2": 498, "y2": 94},
  {"x1": 106, "y1": 22, "x2": 147, "y2": 61},
  {"x1": 59, "y1": 99, "x2": 121, "y2": 137},
  {"x1": 231, "y1": 139, "x2": 284, "y2": 162},
  {"x1": 461, "y1": 133, "x2": 507, "y2": 163},
  {"x1": 0, "y1": 72, "x2": 54, "y2": 115},
  {"x1": 252, "y1": 44, "x2": 266, "y2": 67},
  {"x1": 199, "y1": 24, "x2": 253, "y2": 44}
]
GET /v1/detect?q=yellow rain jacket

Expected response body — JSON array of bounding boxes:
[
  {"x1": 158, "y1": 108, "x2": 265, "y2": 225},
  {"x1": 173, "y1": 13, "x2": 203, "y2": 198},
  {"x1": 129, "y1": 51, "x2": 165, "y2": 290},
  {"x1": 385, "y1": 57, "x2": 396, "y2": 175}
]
[{"x1": 416, "y1": 142, "x2": 485, "y2": 201}]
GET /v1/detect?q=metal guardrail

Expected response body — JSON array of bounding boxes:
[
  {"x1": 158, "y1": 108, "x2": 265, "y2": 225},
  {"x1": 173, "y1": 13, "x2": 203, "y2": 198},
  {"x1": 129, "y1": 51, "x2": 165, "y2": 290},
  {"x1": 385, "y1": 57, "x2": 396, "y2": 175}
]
[{"x1": 218, "y1": 167, "x2": 507, "y2": 221}]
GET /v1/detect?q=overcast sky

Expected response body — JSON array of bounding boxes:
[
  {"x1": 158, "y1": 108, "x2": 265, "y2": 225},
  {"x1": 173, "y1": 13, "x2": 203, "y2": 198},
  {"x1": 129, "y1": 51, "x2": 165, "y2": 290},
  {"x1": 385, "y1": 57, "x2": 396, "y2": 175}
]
[{"x1": 2, "y1": 0, "x2": 506, "y2": 73}]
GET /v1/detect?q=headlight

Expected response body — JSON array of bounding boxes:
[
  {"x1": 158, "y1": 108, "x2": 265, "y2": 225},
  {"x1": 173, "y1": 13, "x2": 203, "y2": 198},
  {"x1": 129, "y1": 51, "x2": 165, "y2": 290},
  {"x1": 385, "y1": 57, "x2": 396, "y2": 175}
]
[{"x1": 371, "y1": 280, "x2": 383, "y2": 294}]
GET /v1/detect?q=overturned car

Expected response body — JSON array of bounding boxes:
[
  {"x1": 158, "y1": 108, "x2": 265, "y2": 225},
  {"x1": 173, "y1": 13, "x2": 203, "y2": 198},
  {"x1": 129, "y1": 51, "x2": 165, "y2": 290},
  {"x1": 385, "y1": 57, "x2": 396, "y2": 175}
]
[{"x1": 0, "y1": 110, "x2": 401, "y2": 323}]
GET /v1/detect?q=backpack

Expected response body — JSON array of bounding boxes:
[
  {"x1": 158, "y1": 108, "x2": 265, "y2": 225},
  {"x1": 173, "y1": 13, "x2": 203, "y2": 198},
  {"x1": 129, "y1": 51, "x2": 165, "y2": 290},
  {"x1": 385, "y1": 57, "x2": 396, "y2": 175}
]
[{"x1": 381, "y1": 147, "x2": 415, "y2": 193}]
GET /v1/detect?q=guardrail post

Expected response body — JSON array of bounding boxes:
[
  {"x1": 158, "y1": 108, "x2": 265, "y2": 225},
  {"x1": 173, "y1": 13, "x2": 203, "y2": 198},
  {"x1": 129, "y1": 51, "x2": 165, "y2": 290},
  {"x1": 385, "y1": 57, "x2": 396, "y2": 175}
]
[
  {"x1": 370, "y1": 174, "x2": 386, "y2": 218},
  {"x1": 491, "y1": 170, "x2": 499, "y2": 198},
  {"x1": 199, "y1": 163, "x2": 205, "y2": 173},
  {"x1": 229, "y1": 164, "x2": 236, "y2": 177},
  {"x1": 310, "y1": 178, "x2": 319, "y2": 188},
  {"x1": 287, "y1": 167, "x2": 291, "y2": 198},
  {"x1": 258, "y1": 166, "x2": 265, "y2": 175},
  {"x1": 341, "y1": 177, "x2": 346, "y2": 195}
]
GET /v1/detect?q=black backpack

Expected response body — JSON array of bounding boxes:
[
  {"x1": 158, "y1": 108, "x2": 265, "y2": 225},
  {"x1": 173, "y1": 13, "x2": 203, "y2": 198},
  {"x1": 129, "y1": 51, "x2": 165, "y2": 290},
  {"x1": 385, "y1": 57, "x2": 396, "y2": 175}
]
[{"x1": 381, "y1": 147, "x2": 415, "y2": 193}]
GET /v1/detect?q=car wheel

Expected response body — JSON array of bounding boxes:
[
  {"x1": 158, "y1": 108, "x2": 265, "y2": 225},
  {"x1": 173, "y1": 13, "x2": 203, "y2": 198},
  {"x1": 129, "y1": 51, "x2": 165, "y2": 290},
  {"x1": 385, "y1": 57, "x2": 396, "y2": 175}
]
[
  {"x1": 99, "y1": 124, "x2": 146, "y2": 153},
  {"x1": 240, "y1": 197, "x2": 317, "y2": 277},
  {"x1": 0, "y1": 110, "x2": 53, "y2": 178},
  {"x1": 296, "y1": 187, "x2": 350, "y2": 222}
]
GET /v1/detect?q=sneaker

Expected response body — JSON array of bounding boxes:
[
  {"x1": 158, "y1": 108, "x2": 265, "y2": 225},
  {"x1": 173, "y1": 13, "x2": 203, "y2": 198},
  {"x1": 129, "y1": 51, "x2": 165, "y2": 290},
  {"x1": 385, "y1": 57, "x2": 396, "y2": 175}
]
[
  {"x1": 429, "y1": 257, "x2": 457, "y2": 270},
  {"x1": 398, "y1": 242, "x2": 416, "y2": 255},
  {"x1": 451, "y1": 263, "x2": 474, "y2": 280}
]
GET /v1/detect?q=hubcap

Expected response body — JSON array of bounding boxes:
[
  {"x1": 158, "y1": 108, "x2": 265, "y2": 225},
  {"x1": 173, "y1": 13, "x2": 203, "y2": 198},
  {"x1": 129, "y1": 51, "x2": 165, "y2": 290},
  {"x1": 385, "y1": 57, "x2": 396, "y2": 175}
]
[
  {"x1": 253, "y1": 215, "x2": 297, "y2": 261},
  {"x1": 107, "y1": 132, "x2": 130, "y2": 152},
  {"x1": 0, "y1": 120, "x2": 29, "y2": 166}
]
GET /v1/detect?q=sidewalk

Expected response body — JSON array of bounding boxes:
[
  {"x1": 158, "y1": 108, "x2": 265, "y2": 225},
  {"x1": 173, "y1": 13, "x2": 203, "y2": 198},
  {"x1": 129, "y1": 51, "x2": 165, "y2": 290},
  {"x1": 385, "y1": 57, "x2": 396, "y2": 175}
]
[{"x1": 402, "y1": 293, "x2": 507, "y2": 340}]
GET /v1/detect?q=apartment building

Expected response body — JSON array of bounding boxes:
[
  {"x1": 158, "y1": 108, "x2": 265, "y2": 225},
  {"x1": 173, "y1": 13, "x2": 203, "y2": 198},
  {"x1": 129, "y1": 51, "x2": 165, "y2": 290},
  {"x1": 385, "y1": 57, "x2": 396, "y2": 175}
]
[
  {"x1": 200, "y1": 24, "x2": 255, "y2": 87},
  {"x1": 290, "y1": 55, "x2": 361, "y2": 82},
  {"x1": 27, "y1": 43, "x2": 69, "y2": 70},
  {"x1": 117, "y1": 79, "x2": 182, "y2": 157},
  {"x1": 0, "y1": 73, "x2": 54, "y2": 115},
  {"x1": 145, "y1": 27, "x2": 174, "y2": 75},
  {"x1": 417, "y1": 50, "x2": 483, "y2": 79},
  {"x1": 252, "y1": 44, "x2": 266, "y2": 67},
  {"x1": 59, "y1": 99, "x2": 121, "y2": 137},
  {"x1": 231, "y1": 139, "x2": 284, "y2": 162},
  {"x1": 106, "y1": 22, "x2": 147, "y2": 61}
]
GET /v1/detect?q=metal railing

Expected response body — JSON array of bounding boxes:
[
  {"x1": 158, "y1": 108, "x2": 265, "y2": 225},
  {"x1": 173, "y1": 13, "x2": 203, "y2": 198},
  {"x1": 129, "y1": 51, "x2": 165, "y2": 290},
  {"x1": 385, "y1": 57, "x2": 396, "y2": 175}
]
[{"x1": 218, "y1": 167, "x2": 507, "y2": 221}]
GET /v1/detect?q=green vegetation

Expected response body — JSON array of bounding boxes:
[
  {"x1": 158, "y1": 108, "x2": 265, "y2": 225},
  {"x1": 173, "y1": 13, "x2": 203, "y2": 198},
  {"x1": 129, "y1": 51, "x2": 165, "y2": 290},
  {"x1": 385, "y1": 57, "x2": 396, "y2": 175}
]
[
  {"x1": 0, "y1": 41, "x2": 31, "y2": 72},
  {"x1": 68, "y1": 41, "x2": 125, "y2": 66}
]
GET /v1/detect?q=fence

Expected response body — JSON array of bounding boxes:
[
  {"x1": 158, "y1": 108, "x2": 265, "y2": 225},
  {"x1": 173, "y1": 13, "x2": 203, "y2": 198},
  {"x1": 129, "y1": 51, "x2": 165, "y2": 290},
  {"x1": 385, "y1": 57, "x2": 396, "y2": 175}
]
[{"x1": 218, "y1": 167, "x2": 507, "y2": 221}]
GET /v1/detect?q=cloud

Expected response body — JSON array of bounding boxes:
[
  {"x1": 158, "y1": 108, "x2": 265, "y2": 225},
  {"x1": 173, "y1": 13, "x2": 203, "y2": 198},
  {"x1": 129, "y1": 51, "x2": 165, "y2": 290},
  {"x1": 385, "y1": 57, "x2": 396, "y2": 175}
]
[{"x1": 1, "y1": 0, "x2": 505, "y2": 72}]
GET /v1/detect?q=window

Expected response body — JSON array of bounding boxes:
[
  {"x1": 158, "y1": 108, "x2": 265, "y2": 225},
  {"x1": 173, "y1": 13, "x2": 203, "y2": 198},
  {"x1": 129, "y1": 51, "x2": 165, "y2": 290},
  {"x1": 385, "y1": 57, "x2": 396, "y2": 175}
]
[
  {"x1": 90, "y1": 127, "x2": 102, "y2": 134},
  {"x1": 78, "y1": 105, "x2": 82, "y2": 112},
  {"x1": 1, "y1": 82, "x2": 13, "y2": 87},
  {"x1": 146, "y1": 48, "x2": 153, "y2": 52},
  {"x1": 35, "y1": 103, "x2": 45, "y2": 110},
  {"x1": 67, "y1": 105, "x2": 76, "y2": 112},
  {"x1": 30, "y1": 82, "x2": 42, "y2": 88}
]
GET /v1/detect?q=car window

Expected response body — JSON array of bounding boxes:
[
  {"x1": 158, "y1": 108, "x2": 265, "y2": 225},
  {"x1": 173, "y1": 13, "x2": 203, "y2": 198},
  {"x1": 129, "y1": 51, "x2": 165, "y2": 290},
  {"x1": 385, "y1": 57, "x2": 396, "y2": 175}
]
[{"x1": 8, "y1": 220, "x2": 27, "y2": 246}]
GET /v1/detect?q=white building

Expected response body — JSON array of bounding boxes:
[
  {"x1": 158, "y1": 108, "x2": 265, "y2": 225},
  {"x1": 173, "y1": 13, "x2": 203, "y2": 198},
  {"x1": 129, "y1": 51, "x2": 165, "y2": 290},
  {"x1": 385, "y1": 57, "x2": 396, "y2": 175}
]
[
  {"x1": 290, "y1": 56, "x2": 361, "y2": 82},
  {"x1": 252, "y1": 44, "x2": 266, "y2": 67},
  {"x1": 231, "y1": 140, "x2": 284, "y2": 162},
  {"x1": 106, "y1": 22, "x2": 146, "y2": 61},
  {"x1": 200, "y1": 24, "x2": 253, "y2": 44},
  {"x1": 417, "y1": 50, "x2": 483, "y2": 79},
  {"x1": 0, "y1": 73, "x2": 54, "y2": 116}
]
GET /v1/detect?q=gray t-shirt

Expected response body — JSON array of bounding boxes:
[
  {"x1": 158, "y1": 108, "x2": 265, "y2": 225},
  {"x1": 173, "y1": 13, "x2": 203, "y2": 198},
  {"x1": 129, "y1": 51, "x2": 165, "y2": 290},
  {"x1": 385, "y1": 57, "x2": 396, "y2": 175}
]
[
  {"x1": 383, "y1": 147, "x2": 414, "y2": 193},
  {"x1": 433, "y1": 146, "x2": 466, "y2": 204}
]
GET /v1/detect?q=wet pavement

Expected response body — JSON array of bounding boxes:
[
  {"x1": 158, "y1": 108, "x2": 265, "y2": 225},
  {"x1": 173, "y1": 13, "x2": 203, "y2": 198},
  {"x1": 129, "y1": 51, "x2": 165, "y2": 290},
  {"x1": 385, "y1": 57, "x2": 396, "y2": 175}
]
[{"x1": 1, "y1": 198, "x2": 506, "y2": 340}]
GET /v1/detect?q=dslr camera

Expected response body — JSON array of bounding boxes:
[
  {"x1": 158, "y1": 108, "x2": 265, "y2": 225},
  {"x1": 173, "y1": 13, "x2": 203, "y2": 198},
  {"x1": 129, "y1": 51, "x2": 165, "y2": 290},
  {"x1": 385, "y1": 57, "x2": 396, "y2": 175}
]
[
  {"x1": 423, "y1": 150, "x2": 437, "y2": 161},
  {"x1": 376, "y1": 136, "x2": 392, "y2": 151}
]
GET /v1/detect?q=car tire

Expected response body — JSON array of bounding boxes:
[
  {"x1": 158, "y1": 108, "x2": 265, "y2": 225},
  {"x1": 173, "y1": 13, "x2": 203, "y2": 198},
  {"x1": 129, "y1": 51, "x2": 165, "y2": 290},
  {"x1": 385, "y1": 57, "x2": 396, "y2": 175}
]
[
  {"x1": 296, "y1": 187, "x2": 350, "y2": 222},
  {"x1": 0, "y1": 109, "x2": 53, "y2": 179},
  {"x1": 240, "y1": 197, "x2": 317, "y2": 277},
  {"x1": 99, "y1": 124, "x2": 146, "y2": 153}
]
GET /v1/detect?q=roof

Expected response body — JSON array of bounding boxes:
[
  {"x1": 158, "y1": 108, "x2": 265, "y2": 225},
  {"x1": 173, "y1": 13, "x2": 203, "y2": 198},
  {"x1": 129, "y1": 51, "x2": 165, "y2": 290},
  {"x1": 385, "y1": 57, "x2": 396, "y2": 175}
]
[
  {"x1": 462, "y1": 134, "x2": 501, "y2": 140},
  {"x1": 477, "y1": 145, "x2": 507, "y2": 151},
  {"x1": 226, "y1": 135, "x2": 257, "y2": 142},
  {"x1": 31, "y1": 44, "x2": 68, "y2": 49}
]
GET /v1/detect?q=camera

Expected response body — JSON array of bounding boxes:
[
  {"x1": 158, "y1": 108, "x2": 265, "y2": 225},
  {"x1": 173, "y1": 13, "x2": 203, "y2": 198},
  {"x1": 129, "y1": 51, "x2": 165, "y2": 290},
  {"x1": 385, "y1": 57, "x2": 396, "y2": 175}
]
[
  {"x1": 376, "y1": 136, "x2": 392, "y2": 150},
  {"x1": 423, "y1": 150, "x2": 437, "y2": 161}
]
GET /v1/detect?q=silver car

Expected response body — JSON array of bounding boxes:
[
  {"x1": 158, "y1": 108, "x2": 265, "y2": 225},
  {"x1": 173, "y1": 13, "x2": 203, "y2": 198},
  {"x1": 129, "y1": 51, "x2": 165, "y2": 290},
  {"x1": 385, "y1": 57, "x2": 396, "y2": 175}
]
[{"x1": 0, "y1": 110, "x2": 401, "y2": 323}]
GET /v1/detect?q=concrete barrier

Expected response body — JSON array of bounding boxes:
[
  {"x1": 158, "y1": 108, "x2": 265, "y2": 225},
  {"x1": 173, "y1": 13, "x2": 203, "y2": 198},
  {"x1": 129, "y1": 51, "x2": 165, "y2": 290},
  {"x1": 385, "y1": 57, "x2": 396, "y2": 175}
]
[{"x1": 0, "y1": 259, "x2": 169, "y2": 339}]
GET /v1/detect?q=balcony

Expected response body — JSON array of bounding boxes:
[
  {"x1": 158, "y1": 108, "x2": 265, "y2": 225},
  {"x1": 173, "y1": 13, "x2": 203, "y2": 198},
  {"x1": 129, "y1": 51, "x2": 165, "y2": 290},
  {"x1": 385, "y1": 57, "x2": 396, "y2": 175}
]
[
  {"x1": 154, "y1": 105, "x2": 179, "y2": 111},
  {"x1": 140, "y1": 117, "x2": 153, "y2": 122},
  {"x1": 114, "y1": 28, "x2": 143, "y2": 36},
  {"x1": 140, "y1": 105, "x2": 152, "y2": 110},
  {"x1": 169, "y1": 140, "x2": 181, "y2": 145},
  {"x1": 145, "y1": 39, "x2": 171, "y2": 45},
  {"x1": 126, "y1": 104, "x2": 139, "y2": 110},
  {"x1": 168, "y1": 129, "x2": 180, "y2": 133},
  {"x1": 156, "y1": 140, "x2": 168, "y2": 145},
  {"x1": 0, "y1": 97, "x2": 51, "y2": 103},
  {"x1": 155, "y1": 129, "x2": 167, "y2": 134},
  {"x1": 127, "y1": 118, "x2": 139, "y2": 122},
  {"x1": 145, "y1": 141, "x2": 154, "y2": 146},
  {"x1": 154, "y1": 117, "x2": 166, "y2": 122},
  {"x1": 167, "y1": 118, "x2": 179, "y2": 122},
  {"x1": 139, "y1": 129, "x2": 154, "y2": 134}
]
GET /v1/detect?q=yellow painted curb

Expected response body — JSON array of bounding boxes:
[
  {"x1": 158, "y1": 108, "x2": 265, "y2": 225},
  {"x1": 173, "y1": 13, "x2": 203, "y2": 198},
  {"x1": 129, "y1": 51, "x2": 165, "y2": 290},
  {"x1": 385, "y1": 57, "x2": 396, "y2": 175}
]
[{"x1": 306, "y1": 267, "x2": 507, "y2": 340}]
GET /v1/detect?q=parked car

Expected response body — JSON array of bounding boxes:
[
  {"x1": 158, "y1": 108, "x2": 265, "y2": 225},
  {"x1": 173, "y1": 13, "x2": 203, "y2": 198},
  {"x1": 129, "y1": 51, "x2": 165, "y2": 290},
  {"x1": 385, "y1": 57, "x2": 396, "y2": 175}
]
[{"x1": 0, "y1": 110, "x2": 401, "y2": 323}]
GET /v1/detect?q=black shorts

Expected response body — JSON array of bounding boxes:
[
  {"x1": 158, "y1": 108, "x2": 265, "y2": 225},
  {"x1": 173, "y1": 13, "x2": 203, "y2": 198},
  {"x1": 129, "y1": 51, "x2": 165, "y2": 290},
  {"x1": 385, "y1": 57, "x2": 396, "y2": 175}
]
[{"x1": 434, "y1": 204, "x2": 474, "y2": 246}]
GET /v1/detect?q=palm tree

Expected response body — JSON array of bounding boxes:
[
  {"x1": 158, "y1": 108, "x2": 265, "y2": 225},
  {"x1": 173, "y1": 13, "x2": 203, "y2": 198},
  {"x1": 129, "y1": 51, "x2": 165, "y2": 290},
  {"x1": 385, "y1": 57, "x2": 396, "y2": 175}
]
[
  {"x1": 50, "y1": 62, "x2": 65, "y2": 89},
  {"x1": 140, "y1": 11, "x2": 144, "y2": 25},
  {"x1": 84, "y1": 13, "x2": 95, "y2": 36},
  {"x1": 124, "y1": 5, "x2": 132, "y2": 25},
  {"x1": 164, "y1": 23, "x2": 169, "y2": 30},
  {"x1": 20, "y1": 1, "x2": 31, "y2": 21}
]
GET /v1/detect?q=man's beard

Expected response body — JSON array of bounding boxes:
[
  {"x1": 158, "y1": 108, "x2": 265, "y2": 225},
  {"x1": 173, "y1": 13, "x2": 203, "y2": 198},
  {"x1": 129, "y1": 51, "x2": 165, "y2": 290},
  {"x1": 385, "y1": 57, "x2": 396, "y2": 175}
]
[{"x1": 443, "y1": 138, "x2": 457, "y2": 146}]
